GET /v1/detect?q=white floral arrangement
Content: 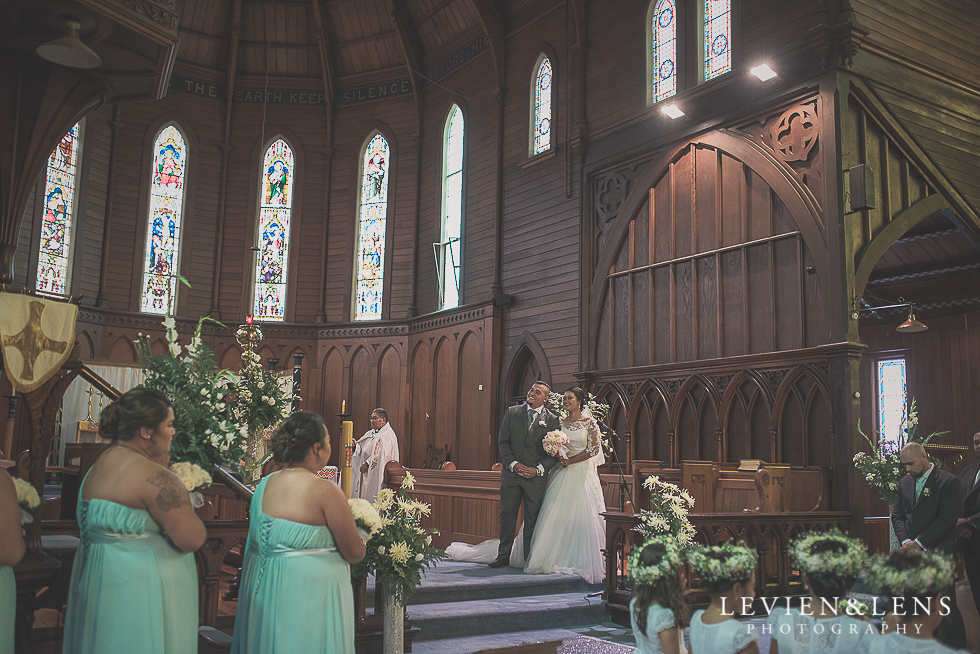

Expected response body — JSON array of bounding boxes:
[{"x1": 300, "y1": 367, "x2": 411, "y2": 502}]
[
  {"x1": 687, "y1": 542, "x2": 758, "y2": 585},
  {"x1": 348, "y1": 497, "x2": 383, "y2": 542},
  {"x1": 542, "y1": 430, "x2": 569, "y2": 457},
  {"x1": 634, "y1": 475, "x2": 696, "y2": 545},
  {"x1": 864, "y1": 549, "x2": 954, "y2": 599},
  {"x1": 352, "y1": 473, "x2": 443, "y2": 602},
  {"x1": 789, "y1": 530, "x2": 867, "y2": 578},
  {"x1": 628, "y1": 536, "x2": 683, "y2": 586}
]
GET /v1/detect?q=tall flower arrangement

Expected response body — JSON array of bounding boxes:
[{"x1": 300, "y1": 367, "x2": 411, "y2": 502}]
[
  {"x1": 234, "y1": 349, "x2": 293, "y2": 476},
  {"x1": 136, "y1": 316, "x2": 245, "y2": 473},
  {"x1": 853, "y1": 398, "x2": 946, "y2": 505},
  {"x1": 352, "y1": 473, "x2": 444, "y2": 603},
  {"x1": 634, "y1": 475, "x2": 697, "y2": 545}
]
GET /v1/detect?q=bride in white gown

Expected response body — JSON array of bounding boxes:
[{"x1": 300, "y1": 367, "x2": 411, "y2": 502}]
[{"x1": 448, "y1": 387, "x2": 606, "y2": 584}]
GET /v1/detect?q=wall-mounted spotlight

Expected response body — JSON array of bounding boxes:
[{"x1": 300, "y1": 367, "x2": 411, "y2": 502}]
[
  {"x1": 661, "y1": 104, "x2": 685, "y2": 119},
  {"x1": 750, "y1": 64, "x2": 777, "y2": 81}
]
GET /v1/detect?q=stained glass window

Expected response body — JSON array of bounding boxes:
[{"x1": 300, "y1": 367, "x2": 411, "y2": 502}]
[
  {"x1": 252, "y1": 138, "x2": 294, "y2": 321},
  {"x1": 532, "y1": 56, "x2": 553, "y2": 154},
  {"x1": 354, "y1": 133, "x2": 390, "y2": 320},
  {"x1": 877, "y1": 357, "x2": 908, "y2": 447},
  {"x1": 651, "y1": 0, "x2": 677, "y2": 102},
  {"x1": 36, "y1": 122, "x2": 81, "y2": 295},
  {"x1": 441, "y1": 106, "x2": 464, "y2": 310},
  {"x1": 703, "y1": 0, "x2": 732, "y2": 80},
  {"x1": 140, "y1": 125, "x2": 187, "y2": 314}
]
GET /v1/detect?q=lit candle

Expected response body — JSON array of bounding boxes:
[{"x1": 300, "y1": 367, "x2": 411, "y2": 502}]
[
  {"x1": 341, "y1": 400, "x2": 346, "y2": 413},
  {"x1": 246, "y1": 314, "x2": 253, "y2": 325}
]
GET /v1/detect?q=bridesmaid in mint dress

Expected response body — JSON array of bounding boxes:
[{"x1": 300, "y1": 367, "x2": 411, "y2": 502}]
[
  {"x1": 0, "y1": 468, "x2": 26, "y2": 654},
  {"x1": 63, "y1": 388, "x2": 206, "y2": 654},
  {"x1": 232, "y1": 412, "x2": 366, "y2": 654}
]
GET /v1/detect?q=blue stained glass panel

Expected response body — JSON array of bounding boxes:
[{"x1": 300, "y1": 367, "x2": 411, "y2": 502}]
[
  {"x1": 36, "y1": 123, "x2": 81, "y2": 295},
  {"x1": 533, "y1": 57, "x2": 552, "y2": 154},
  {"x1": 703, "y1": 0, "x2": 732, "y2": 80},
  {"x1": 140, "y1": 125, "x2": 186, "y2": 314},
  {"x1": 252, "y1": 139, "x2": 294, "y2": 321},
  {"x1": 877, "y1": 358, "x2": 908, "y2": 448},
  {"x1": 652, "y1": 0, "x2": 677, "y2": 102},
  {"x1": 355, "y1": 134, "x2": 390, "y2": 320}
]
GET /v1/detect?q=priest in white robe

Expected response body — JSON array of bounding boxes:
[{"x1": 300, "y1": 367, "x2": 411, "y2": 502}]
[{"x1": 352, "y1": 408, "x2": 400, "y2": 502}]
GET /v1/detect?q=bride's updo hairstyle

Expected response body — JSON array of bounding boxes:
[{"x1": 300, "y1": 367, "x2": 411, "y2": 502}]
[
  {"x1": 565, "y1": 387, "x2": 587, "y2": 411},
  {"x1": 98, "y1": 387, "x2": 172, "y2": 442},
  {"x1": 270, "y1": 411, "x2": 327, "y2": 464}
]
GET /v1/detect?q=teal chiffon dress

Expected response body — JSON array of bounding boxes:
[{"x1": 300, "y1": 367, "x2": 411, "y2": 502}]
[
  {"x1": 1, "y1": 566, "x2": 14, "y2": 654},
  {"x1": 231, "y1": 473, "x2": 354, "y2": 654},
  {"x1": 62, "y1": 473, "x2": 198, "y2": 654}
]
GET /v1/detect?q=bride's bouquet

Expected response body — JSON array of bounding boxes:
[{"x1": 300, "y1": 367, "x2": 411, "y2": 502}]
[{"x1": 543, "y1": 430, "x2": 569, "y2": 457}]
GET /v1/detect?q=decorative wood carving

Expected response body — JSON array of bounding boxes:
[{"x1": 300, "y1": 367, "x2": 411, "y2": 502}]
[{"x1": 770, "y1": 102, "x2": 819, "y2": 164}]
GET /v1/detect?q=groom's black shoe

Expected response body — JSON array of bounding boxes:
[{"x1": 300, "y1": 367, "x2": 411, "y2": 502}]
[{"x1": 488, "y1": 556, "x2": 509, "y2": 568}]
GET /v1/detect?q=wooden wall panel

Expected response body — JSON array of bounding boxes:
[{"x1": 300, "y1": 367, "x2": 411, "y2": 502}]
[
  {"x1": 457, "y1": 332, "x2": 485, "y2": 470},
  {"x1": 433, "y1": 337, "x2": 456, "y2": 459},
  {"x1": 321, "y1": 348, "x2": 345, "y2": 464},
  {"x1": 409, "y1": 341, "x2": 431, "y2": 468}
]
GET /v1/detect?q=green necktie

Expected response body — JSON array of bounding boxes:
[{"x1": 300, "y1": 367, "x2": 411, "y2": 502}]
[{"x1": 915, "y1": 472, "x2": 928, "y2": 501}]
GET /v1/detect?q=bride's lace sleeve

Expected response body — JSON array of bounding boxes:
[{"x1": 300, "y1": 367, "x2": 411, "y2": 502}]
[{"x1": 586, "y1": 418, "x2": 601, "y2": 457}]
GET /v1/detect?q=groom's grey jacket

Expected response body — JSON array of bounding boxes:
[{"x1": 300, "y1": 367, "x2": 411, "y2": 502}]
[{"x1": 498, "y1": 403, "x2": 560, "y2": 477}]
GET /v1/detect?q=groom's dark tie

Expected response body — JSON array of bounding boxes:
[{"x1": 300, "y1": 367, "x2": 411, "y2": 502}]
[{"x1": 527, "y1": 408, "x2": 535, "y2": 429}]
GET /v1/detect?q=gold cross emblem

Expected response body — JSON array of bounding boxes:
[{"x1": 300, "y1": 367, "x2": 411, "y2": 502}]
[{"x1": 2, "y1": 301, "x2": 68, "y2": 381}]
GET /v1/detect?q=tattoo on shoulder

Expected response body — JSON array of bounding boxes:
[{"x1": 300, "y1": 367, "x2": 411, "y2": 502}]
[{"x1": 147, "y1": 470, "x2": 189, "y2": 511}]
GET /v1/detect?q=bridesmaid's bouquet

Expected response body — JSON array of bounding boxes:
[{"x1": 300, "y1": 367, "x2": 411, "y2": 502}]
[
  {"x1": 13, "y1": 477, "x2": 40, "y2": 524},
  {"x1": 348, "y1": 498, "x2": 382, "y2": 542},
  {"x1": 542, "y1": 430, "x2": 569, "y2": 457},
  {"x1": 170, "y1": 461, "x2": 212, "y2": 508}
]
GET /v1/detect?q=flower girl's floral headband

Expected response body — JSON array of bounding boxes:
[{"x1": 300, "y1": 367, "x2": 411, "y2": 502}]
[
  {"x1": 789, "y1": 530, "x2": 867, "y2": 578},
  {"x1": 628, "y1": 537, "x2": 683, "y2": 585},
  {"x1": 687, "y1": 542, "x2": 757, "y2": 584}
]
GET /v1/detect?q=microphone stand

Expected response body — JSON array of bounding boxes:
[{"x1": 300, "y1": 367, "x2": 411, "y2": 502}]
[{"x1": 599, "y1": 421, "x2": 633, "y2": 511}]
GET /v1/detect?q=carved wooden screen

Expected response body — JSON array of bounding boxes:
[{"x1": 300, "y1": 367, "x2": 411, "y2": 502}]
[{"x1": 593, "y1": 143, "x2": 822, "y2": 371}]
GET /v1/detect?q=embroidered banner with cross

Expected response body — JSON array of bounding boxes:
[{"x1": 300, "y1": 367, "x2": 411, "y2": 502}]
[{"x1": 0, "y1": 293, "x2": 77, "y2": 393}]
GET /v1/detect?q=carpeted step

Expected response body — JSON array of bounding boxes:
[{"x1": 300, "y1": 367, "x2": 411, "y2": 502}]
[{"x1": 406, "y1": 591, "x2": 610, "y2": 642}]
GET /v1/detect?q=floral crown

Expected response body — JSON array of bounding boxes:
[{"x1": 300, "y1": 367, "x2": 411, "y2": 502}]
[
  {"x1": 789, "y1": 530, "x2": 867, "y2": 578},
  {"x1": 628, "y1": 537, "x2": 683, "y2": 586},
  {"x1": 687, "y1": 542, "x2": 757, "y2": 584},
  {"x1": 864, "y1": 550, "x2": 954, "y2": 599}
]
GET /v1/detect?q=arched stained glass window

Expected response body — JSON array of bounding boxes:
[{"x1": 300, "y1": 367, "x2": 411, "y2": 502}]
[
  {"x1": 651, "y1": 0, "x2": 677, "y2": 103},
  {"x1": 441, "y1": 105, "x2": 464, "y2": 310},
  {"x1": 703, "y1": 0, "x2": 732, "y2": 80},
  {"x1": 140, "y1": 124, "x2": 187, "y2": 314},
  {"x1": 531, "y1": 56, "x2": 553, "y2": 154},
  {"x1": 354, "y1": 133, "x2": 390, "y2": 320},
  {"x1": 36, "y1": 122, "x2": 82, "y2": 295},
  {"x1": 252, "y1": 138, "x2": 294, "y2": 321}
]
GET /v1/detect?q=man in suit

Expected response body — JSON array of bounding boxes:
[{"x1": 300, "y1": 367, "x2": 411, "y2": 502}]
[
  {"x1": 957, "y1": 430, "x2": 980, "y2": 617},
  {"x1": 490, "y1": 380, "x2": 560, "y2": 568},
  {"x1": 892, "y1": 441, "x2": 966, "y2": 646}
]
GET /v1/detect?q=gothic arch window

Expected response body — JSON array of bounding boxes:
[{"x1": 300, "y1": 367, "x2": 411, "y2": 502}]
[
  {"x1": 441, "y1": 105, "x2": 464, "y2": 310},
  {"x1": 354, "y1": 132, "x2": 390, "y2": 321},
  {"x1": 252, "y1": 137, "x2": 295, "y2": 321},
  {"x1": 648, "y1": 0, "x2": 678, "y2": 103},
  {"x1": 36, "y1": 121, "x2": 82, "y2": 295},
  {"x1": 530, "y1": 55, "x2": 553, "y2": 155},
  {"x1": 702, "y1": 0, "x2": 732, "y2": 81},
  {"x1": 140, "y1": 124, "x2": 187, "y2": 314}
]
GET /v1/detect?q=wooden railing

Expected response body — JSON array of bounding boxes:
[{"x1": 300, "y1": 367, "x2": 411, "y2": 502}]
[{"x1": 602, "y1": 511, "x2": 852, "y2": 625}]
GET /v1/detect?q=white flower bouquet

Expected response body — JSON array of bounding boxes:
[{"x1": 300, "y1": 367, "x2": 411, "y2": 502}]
[
  {"x1": 542, "y1": 430, "x2": 569, "y2": 457},
  {"x1": 634, "y1": 475, "x2": 696, "y2": 545},
  {"x1": 170, "y1": 461, "x2": 212, "y2": 508},
  {"x1": 348, "y1": 497, "x2": 383, "y2": 542},
  {"x1": 13, "y1": 477, "x2": 40, "y2": 525}
]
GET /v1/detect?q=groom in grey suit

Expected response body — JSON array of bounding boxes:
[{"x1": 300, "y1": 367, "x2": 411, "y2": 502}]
[{"x1": 490, "y1": 380, "x2": 560, "y2": 568}]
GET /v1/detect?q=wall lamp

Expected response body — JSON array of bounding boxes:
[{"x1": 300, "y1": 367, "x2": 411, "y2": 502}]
[{"x1": 851, "y1": 297, "x2": 928, "y2": 333}]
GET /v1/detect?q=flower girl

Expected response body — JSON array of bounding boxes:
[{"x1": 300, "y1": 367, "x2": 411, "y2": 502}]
[
  {"x1": 861, "y1": 549, "x2": 967, "y2": 654},
  {"x1": 687, "y1": 542, "x2": 760, "y2": 654},
  {"x1": 767, "y1": 531, "x2": 876, "y2": 653},
  {"x1": 629, "y1": 537, "x2": 690, "y2": 654}
]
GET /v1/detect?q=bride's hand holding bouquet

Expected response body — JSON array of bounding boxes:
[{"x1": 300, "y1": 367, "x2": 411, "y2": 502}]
[{"x1": 543, "y1": 430, "x2": 569, "y2": 459}]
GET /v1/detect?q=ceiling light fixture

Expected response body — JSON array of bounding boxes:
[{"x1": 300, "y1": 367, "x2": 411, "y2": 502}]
[
  {"x1": 36, "y1": 20, "x2": 102, "y2": 69},
  {"x1": 750, "y1": 64, "x2": 777, "y2": 81},
  {"x1": 895, "y1": 309, "x2": 928, "y2": 333},
  {"x1": 661, "y1": 104, "x2": 685, "y2": 119}
]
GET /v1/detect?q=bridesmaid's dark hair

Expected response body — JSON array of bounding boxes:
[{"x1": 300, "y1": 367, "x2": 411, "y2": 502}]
[
  {"x1": 270, "y1": 411, "x2": 327, "y2": 464},
  {"x1": 565, "y1": 387, "x2": 587, "y2": 411},
  {"x1": 803, "y1": 538, "x2": 854, "y2": 598},
  {"x1": 632, "y1": 541, "x2": 690, "y2": 634},
  {"x1": 98, "y1": 387, "x2": 172, "y2": 442}
]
